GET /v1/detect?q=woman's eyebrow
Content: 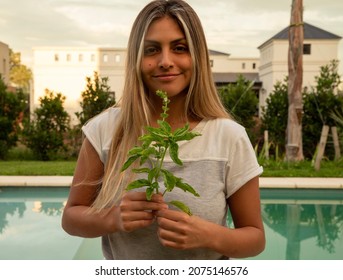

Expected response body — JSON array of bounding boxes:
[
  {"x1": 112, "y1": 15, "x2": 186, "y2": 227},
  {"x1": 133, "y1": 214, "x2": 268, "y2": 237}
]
[{"x1": 144, "y1": 37, "x2": 187, "y2": 44}]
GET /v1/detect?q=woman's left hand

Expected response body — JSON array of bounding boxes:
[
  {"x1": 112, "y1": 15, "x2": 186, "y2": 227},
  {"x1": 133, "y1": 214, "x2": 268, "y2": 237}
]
[{"x1": 156, "y1": 209, "x2": 209, "y2": 250}]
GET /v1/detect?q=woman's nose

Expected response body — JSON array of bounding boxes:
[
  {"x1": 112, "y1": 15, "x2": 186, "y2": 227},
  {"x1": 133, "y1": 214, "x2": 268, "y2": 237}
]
[{"x1": 158, "y1": 50, "x2": 173, "y2": 69}]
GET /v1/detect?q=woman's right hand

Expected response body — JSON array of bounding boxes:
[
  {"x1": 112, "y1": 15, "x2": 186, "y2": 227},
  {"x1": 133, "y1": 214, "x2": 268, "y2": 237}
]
[{"x1": 113, "y1": 191, "x2": 167, "y2": 233}]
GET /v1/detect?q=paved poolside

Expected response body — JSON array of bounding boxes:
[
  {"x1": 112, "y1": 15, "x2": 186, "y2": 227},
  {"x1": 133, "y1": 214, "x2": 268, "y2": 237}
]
[{"x1": 0, "y1": 176, "x2": 342, "y2": 189}]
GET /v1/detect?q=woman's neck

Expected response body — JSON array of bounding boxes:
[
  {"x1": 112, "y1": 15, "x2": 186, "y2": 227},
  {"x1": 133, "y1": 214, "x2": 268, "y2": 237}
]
[{"x1": 150, "y1": 93, "x2": 199, "y2": 130}]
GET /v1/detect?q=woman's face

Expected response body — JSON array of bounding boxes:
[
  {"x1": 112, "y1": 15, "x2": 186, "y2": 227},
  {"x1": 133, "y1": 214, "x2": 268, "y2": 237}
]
[{"x1": 141, "y1": 16, "x2": 193, "y2": 99}]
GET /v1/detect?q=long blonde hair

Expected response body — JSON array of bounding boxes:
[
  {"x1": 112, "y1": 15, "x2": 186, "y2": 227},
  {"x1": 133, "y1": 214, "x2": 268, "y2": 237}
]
[{"x1": 91, "y1": 0, "x2": 230, "y2": 209}]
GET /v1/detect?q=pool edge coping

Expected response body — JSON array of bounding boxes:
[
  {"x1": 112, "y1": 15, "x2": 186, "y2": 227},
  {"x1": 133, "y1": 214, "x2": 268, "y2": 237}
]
[{"x1": 0, "y1": 176, "x2": 342, "y2": 189}]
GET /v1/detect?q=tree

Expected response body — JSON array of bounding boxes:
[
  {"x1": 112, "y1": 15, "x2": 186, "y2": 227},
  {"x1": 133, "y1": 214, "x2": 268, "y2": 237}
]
[
  {"x1": 75, "y1": 72, "x2": 115, "y2": 127},
  {"x1": 286, "y1": 0, "x2": 304, "y2": 161},
  {"x1": 0, "y1": 75, "x2": 26, "y2": 159},
  {"x1": 261, "y1": 79, "x2": 289, "y2": 157},
  {"x1": 302, "y1": 60, "x2": 343, "y2": 159},
  {"x1": 23, "y1": 89, "x2": 70, "y2": 160},
  {"x1": 218, "y1": 75, "x2": 259, "y2": 141},
  {"x1": 9, "y1": 49, "x2": 32, "y2": 93}
]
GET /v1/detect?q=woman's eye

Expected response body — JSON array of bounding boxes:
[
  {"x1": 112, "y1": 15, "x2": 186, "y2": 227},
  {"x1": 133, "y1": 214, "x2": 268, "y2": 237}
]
[
  {"x1": 144, "y1": 47, "x2": 159, "y2": 55},
  {"x1": 174, "y1": 45, "x2": 188, "y2": 53}
]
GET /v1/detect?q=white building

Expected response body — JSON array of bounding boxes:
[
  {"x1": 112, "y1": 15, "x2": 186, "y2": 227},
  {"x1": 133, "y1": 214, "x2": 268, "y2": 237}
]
[
  {"x1": 33, "y1": 47, "x2": 126, "y2": 123},
  {"x1": 258, "y1": 22, "x2": 342, "y2": 112},
  {"x1": 32, "y1": 22, "x2": 341, "y2": 123},
  {"x1": 0, "y1": 41, "x2": 10, "y2": 85},
  {"x1": 33, "y1": 47, "x2": 260, "y2": 124}
]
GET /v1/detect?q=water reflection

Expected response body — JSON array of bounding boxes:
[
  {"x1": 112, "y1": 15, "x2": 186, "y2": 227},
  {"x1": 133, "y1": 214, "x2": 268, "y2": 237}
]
[
  {"x1": 259, "y1": 189, "x2": 343, "y2": 260},
  {"x1": 263, "y1": 204, "x2": 343, "y2": 259},
  {"x1": 0, "y1": 201, "x2": 64, "y2": 233},
  {"x1": 0, "y1": 202, "x2": 26, "y2": 234},
  {"x1": 0, "y1": 187, "x2": 66, "y2": 235},
  {"x1": 0, "y1": 187, "x2": 343, "y2": 260}
]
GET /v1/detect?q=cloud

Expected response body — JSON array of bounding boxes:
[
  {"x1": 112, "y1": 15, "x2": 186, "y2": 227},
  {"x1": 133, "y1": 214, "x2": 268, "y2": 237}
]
[{"x1": 1, "y1": 0, "x2": 342, "y2": 73}]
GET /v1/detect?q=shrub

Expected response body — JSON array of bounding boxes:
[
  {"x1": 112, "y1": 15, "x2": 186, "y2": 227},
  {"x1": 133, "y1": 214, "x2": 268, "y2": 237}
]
[
  {"x1": 260, "y1": 79, "x2": 288, "y2": 158},
  {"x1": 23, "y1": 89, "x2": 70, "y2": 160},
  {"x1": 75, "y1": 71, "x2": 116, "y2": 127},
  {"x1": 0, "y1": 76, "x2": 26, "y2": 159},
  {"x1": 218, "y1": 74, "x2": 259, "y2": 142},
  {"x1": 302, "y1": 60, "x2": 343, "y2": 159}
]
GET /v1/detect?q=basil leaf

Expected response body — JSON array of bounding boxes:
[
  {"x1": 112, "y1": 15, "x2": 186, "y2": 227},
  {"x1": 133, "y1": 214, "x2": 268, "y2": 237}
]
[
  {"x1": 126, "y1": 179, "x2": 150, "y2": 190},
  {"x1": 169, "y1": 200, "x2": 192, "y2": 215},
  {"x1": 169, "y1": 141, "x2": 182, "y2": 166}
]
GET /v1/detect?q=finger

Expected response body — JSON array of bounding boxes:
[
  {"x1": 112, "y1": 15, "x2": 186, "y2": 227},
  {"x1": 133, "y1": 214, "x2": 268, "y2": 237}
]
[
  {"x1": 121, "y1": 219, "x2": 155, "y2": 232},
  {"x1": 157, "y1": 228, "x2": 188, "y2": 249},
  {"x1": 156, "y1": 208, "x2": 188, "y2": 222},
  {"x1": 121, "y1": 209, "x2": 155, "y2": 222},
  {"x1": 120, "y1": 200, "x2": 168, "y2": 212}
]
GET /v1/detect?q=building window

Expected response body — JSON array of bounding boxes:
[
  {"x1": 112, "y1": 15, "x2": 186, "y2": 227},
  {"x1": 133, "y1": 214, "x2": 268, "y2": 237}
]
[
  {"x1": 103, "y1": 54, "x2": 108, "y2": 62},
  {"x1": 54, "y1": 54, "x2": 59, "y2": 62},
  {"x1": 3, "y1": 59, "x2": 6, "y2": 74},
  {"x1": 210, "y1": 60, "x2": 214, "y2": 67},
  {"x1": 303, "y1": 44, "x2": 311, "y2": 55},
  {"x1": 115, "y1": 54, "x2": 121, "y2": 63},
  {"x1": 252, "y1": 63, "x2": 256, "y2": 69},
  {"x1": 242, "y1": 63, "x2": 246, "y2": 69},
  {"x1": 66, "y1": 54, "x2": 71, "y2": 61},
  {"x1": 78, "y1": 54, "x2": 83, "y2": 62}
]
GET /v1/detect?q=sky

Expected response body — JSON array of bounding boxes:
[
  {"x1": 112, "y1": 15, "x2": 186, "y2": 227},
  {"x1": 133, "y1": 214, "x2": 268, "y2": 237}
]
[{"x1": 1, "y1": 0, "x2": 343, "y2": 73}]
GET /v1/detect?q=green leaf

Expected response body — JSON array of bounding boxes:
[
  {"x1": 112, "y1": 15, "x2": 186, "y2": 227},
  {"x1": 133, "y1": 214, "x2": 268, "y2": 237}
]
[
  {"x1": 139, "y1": 147, "x2": 158, "y2": 165},
  {"x1": 174, "y1": 131, "x2": 201, "y2": 142},
  {"x1": 161, "y1": 169, "x2": 176, "y2": 192},
  {"x1": 132, "y1": 168, "x2": 150, "y2": 174},
  {"x1": 148, "y1": 167, "x2": 159, "y2": 182},
  {"x1": 169, "y1": 200, "x2": 192, "y2": 215},
  {"x1": 157, "y1": 120, "x2": 171, "y2": 133},
  {"x1": 126, "y1": 179, "x2": 151, "y2": 190},
  {"x1": 173, "y1": 123, "x2": 189, "y2": 137},
  {"x1": 146, "y1": 126, "x2": 169, "y2": 139},
  {"x1": 128, "y1": 146, "x2": 143, "y2": 156},
  {"x1": 121, "y1": 154, "x2": 140, "y2": 171},
  {"x1": 169, "y1": 141, "x2": 183, "y2": 166},
  {"x1": 175, "y1": 179, "x2": 200, "y2": 197},
  {"x1": 139, "y1": 134, "x2": 153, "y2": 148},
  {"x1": 146, "y1": 186, "x2": 155, "y2": 200}
]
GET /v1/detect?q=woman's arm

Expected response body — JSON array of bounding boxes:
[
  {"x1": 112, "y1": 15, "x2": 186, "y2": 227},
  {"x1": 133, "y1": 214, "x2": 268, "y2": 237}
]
[
  {"x1": 62, "y1": 138, "x2": 167, "y2": 238},
  {"x1": 156, "y1": 176, "x2": 265, "y2": 258}
]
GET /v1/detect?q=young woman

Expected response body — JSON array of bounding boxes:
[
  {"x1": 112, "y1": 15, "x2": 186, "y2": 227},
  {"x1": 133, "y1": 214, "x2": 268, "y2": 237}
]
[{"x1": 62, "y1": 0, "x2": 265, "y2": 260}]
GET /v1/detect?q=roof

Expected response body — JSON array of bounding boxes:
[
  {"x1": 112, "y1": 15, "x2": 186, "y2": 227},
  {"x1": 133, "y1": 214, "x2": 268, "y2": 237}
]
[
  {"x1": 258, "y1": 22, "x2": 342, "y2": 49},
  {"x1": 212, "y1": 72, "x2": 260, "y2": 83},
  {"x1": 209, "y1": 49, "x2": 230, "y2": 56}
]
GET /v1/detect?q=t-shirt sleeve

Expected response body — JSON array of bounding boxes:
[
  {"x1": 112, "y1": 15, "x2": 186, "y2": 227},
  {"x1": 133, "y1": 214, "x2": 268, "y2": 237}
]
[
  {"x1": 225, "y1": 128, "x2": 263, "y2": 198},
  {"x1": 81, "y1": 108, "x2": 120, "y2": 164}
]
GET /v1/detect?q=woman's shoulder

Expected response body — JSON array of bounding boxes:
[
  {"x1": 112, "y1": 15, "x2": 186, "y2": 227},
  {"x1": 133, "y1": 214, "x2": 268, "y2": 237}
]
[
  {"x1": 82, "y1": 107, "x2": 121, "y2": 140},
  {"x1": 83, "y1": 107, "x2": 121, "y2": 129},
  {"x1": 205, "y1": 117, "x2": 246, "y2": 135}
]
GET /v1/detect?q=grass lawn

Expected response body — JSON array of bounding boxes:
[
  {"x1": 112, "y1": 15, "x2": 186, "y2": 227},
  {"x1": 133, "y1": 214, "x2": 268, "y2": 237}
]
[
  {"x1": 0, "y1": 161, "x2": 77, "y2": 176},
  {"x1": 0, "y1": 159, "x2": 342, "y2": 177}
]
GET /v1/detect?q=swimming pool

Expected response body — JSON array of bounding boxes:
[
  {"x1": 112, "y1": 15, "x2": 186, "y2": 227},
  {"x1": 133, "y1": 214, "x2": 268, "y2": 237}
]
[{"x1": 0, "y1": 187, "x2": 342, "y2": 260}]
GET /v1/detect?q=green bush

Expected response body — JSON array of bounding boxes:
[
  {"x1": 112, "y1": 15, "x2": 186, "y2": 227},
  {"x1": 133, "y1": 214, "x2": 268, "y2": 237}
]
[
  {"x1": 261, "y1": 79, "x2": 288, "y2": 158},
  {"x1": 302, "y1": 60, "x2": 343, "y2": 159},
  {"x1": 75, "y1": 71, "x2": 116, "y2": 127},
  {"x1": 219, "y1": 74, "x2": 259, "y2": 142},
  {"x1": 0, "y1": 76, "x2": 26, "y2": 159},
  {"x1": 23, "y1": 89, "x2": 70, "y2": 160}
]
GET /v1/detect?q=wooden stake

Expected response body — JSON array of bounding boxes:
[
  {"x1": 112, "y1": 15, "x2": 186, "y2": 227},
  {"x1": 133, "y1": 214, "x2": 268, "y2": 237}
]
[
  {"x1": 264, "y1": 130, "x2": 269, "y2": 160},
  {"x1": 314, "y1": 125, "x2": 329, "y2": 171},
  {"x1": 331, "y1": 126, "x2": 341, "y2": 160}
]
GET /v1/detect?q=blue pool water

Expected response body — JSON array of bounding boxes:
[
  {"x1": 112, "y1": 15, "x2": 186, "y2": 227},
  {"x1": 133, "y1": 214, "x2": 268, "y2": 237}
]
[{"x1": 0, "y1": 187, "x2": 342, "y2": 260}]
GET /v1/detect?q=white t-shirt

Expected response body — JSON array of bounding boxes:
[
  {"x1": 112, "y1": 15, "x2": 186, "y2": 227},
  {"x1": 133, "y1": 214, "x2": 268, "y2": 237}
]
[{"x1": 83, "y1": 107, "x2": 263, "y2": 259}]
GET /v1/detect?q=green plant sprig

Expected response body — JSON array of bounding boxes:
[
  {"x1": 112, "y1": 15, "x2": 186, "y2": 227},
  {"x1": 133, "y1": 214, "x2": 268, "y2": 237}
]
[{"x1": 121, "y1": 90, "x2": 201, "y2": 215}]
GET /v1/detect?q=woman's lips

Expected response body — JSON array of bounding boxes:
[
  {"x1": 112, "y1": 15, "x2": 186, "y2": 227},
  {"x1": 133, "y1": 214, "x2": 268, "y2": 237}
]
[{"x1": 153, "y1": 73, "x2": 180, "y2": 81}]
